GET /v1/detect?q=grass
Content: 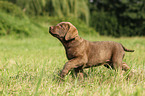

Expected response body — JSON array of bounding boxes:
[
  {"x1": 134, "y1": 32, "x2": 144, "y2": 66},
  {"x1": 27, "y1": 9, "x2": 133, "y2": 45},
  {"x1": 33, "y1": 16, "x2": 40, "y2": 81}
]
[{"x1": 0, "y1": 35, "x2": 144, "y2": 96}]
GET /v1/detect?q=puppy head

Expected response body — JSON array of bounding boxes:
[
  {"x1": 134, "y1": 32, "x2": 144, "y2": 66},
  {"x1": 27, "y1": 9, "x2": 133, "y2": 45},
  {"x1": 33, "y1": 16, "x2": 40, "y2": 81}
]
[{"x1": 49, "y1": 22, "x2": 78, "y2": 41}]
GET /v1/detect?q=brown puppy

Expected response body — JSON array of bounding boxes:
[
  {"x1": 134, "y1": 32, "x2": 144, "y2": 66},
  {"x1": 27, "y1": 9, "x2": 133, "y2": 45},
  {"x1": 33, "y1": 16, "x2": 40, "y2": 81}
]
[{"x1": 49, "y1": 22, "x2": 134, "y2": 79}]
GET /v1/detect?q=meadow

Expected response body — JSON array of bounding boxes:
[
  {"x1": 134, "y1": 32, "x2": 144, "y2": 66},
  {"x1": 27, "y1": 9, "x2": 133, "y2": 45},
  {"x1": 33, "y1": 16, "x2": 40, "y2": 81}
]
[{"x1": 0, "y1": 35, "x2": 144, "y2": 96}]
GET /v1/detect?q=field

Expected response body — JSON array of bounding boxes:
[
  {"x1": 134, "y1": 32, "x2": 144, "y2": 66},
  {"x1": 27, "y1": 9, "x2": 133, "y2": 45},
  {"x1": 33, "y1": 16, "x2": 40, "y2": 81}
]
[{"x1": 0, "y1": 35, "x2": 144, "y2": 96}]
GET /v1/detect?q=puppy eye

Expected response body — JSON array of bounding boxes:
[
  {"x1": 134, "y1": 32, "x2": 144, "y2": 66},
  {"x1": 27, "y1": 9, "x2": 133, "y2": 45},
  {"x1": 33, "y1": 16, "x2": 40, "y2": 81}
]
[{"x1": 60, "y1": 25, "x2": 65, "y2": 29}]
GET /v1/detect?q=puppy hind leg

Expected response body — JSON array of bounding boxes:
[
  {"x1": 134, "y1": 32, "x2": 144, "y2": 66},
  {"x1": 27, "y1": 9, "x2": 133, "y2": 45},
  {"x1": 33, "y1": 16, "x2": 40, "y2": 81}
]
[
  {"x1": 112, "y1": 54, "x2": 123, "y2": 75},
  {"x1": 104, "y1": 61, "x2": 129, "y2": 71},
  {"x1": 122, "y1": 62, "x2": 135, "y2": 78}
]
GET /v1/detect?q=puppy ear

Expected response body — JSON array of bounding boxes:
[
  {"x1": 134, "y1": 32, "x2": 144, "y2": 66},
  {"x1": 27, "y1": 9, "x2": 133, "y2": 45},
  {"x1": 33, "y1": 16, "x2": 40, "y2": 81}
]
[{"x1": 65, "y1": 25, "x2": 78, "y2": 41}]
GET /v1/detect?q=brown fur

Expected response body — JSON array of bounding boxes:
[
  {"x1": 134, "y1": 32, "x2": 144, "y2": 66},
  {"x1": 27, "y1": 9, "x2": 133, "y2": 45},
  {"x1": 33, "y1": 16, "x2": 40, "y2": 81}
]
[{"x1": 49, "y1": 22, "x2": 134, "y2": 79}]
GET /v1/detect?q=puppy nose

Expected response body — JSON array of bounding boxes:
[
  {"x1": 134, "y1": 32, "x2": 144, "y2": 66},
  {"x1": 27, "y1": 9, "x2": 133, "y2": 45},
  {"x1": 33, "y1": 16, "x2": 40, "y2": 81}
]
[
  {"x1": 49, "y1": 26, "x2": 53, "y2": 32},
  {"x1": 50, "y1": 26, "x2": 53, "y2": 30}
]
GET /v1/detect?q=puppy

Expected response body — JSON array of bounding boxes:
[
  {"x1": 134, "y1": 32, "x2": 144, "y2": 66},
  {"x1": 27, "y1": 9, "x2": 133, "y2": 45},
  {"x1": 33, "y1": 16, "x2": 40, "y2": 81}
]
[{"x1": 49, "y1": 22, "x2": 134, "y2": 79}]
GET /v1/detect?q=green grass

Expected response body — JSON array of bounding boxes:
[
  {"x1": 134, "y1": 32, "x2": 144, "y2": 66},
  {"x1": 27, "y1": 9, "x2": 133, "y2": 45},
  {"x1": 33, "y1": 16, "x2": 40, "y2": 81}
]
[{"x1": 0, "y1": 35, "x2": 145, "y2": 96}]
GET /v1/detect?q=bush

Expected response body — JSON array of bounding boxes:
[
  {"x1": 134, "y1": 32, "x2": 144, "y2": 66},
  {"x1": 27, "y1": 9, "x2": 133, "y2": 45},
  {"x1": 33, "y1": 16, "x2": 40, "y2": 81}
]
[
  {"x1": 0, "y1": 1, "x2": 49, "y2": 37},
  {"x1": 0, "y1": 12, "x2": 29, "y2": 36},
  {"x1": 0, "y1": 11, "x2": 47, "y2": 37},
  {"x1": 0, "y1": 1, "x2": 26, "y2": 18}
]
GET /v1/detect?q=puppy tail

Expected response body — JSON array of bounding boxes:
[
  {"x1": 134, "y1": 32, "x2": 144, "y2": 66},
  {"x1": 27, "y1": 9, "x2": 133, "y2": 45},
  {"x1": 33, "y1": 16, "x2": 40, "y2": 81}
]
[{"x1": 120, "y1": 44, "x2": 135, "y2": 52}]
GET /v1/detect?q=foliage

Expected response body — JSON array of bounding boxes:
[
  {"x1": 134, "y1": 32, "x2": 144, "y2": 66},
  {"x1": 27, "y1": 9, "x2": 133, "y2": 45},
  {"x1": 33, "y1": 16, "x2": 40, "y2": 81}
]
[
  {"x1": 90, "y1": 11, "x2": 119, "y2": 36},
  {"x1": 4, "y1": 0, "x2": 90, "y2": 25},
  {"x1": 0, "y1": 1, "x2": 97, "y2": 37},
  {"x1": 0, "y1": 36, "x2": 144, "y2": 95},
  {"x1": 0, "y1": 12, "x2": 97, "y2": 37},
  {"x1": 1, "y1": 0, "x2": 145, "y2": 37},
  {"x1": 90, "y1": 0, "x2": 145, "y2": 37},
  {"x1": 0, "y1": 1, "x2": 26, "y2": 18},
  {"x1": 0, "y1": 1, "x2": 47, "y2": 37}
]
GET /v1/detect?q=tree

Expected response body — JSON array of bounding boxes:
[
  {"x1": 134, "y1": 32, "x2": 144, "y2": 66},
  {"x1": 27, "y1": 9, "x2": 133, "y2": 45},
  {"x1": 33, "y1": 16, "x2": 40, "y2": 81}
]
[{"x1": 89, "y1": 0, "x2": 145, "y2": 37}]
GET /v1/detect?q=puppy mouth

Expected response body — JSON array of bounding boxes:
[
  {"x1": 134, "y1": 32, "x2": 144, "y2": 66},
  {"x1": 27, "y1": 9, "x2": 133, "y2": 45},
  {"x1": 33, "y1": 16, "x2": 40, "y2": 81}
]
[
  {"x1": 49, "y1": 26, "x2": 64, "y2": 39},
  {"x1": 49, "y1": 26, "x2": 59, "y2": 37}
]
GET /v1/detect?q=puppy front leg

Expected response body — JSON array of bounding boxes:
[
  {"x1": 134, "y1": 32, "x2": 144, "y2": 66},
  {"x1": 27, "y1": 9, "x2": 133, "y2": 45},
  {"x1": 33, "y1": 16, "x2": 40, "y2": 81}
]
[{"x1": 60, "y1": 58, "x2": 87, "y2": 78}]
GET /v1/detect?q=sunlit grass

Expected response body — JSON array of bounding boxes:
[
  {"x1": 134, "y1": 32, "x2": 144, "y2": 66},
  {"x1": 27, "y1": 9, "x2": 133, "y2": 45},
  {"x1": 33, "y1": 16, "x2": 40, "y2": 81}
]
[{"x1": 0, "y1": 35, "x2": 144, "y2": 95}]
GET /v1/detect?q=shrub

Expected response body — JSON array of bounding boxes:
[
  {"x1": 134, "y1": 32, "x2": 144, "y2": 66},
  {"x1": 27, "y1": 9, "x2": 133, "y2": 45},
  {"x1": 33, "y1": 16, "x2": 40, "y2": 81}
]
[
  {"x1": 0, "y1": 12, "x2": 29, "y2": 36},
  {"x1": 0, "y1": 11, "x2": 47, "y2": 37},
  {"x1": 0, "y1": 1, "x2": 26, "y2": 18}
]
